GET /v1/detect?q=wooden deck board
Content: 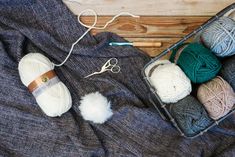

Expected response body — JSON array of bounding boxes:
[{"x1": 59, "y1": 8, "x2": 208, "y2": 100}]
[
  {"x1": 63, "y1": 0, "x2": 234, "y2": 16},
  {"x1": 81, "y1": 16, "x2": 209, "y2": 38},
  {"x1": 63, "y1": 1, "x2": 234, "y2": 57},
  {"x1": 80, "y1": 16, "x2": 207, "y2": 57}
]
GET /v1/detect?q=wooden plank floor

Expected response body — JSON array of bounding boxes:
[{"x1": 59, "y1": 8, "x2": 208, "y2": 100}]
[
  {"x1": 63, "y1": 0, "x2": 234, "y2": 16},
  {"x1": 80, "y1": 16, "x2": 209, "y2": 57},
  {"x1": 63, "y1": 0, "x2": 234, "y2": 57}
]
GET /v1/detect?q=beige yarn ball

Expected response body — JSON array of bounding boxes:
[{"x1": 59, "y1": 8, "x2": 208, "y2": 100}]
[{"x1": 197, "y1": 76, "x2": 235, "y2": 120}]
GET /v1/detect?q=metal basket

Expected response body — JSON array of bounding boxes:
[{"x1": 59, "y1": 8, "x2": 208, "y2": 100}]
[{"x1": 142, "y1": 3, "x2": 235, "y2": 138}]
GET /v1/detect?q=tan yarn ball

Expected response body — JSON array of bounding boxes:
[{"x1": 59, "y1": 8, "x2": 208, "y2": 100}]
[{"x1": 197, "y1": 76, "x2": 235, "y2": 120}]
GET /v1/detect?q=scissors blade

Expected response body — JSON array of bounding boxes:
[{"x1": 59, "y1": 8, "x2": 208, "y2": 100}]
[{"x1": 84, "y1": 71, "x2": 101, "y2": 78}]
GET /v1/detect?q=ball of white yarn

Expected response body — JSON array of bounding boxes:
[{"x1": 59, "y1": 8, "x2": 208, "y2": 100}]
[
  {"x1": 18, "y1": 53, "x2": 72, "y2": 117},
  {"x1": 79, "y1": 92, "x2": 113, "y2": 124},
  {"x1": 148, "y1": 60, "x2": 192, "y2": 103}
]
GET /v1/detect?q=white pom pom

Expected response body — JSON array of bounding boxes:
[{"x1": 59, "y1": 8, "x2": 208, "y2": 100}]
[
  {"x1": 146, "y1": 60, "x2": 192, "y2": 103},
  {"x1": 18, "y1": 53, "x2": 72, "y2": 117},
  {"x1": 79, "y1": 92, "x2": 113, "y2": 124}
]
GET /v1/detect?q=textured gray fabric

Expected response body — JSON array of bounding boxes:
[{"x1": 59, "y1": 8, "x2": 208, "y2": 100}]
[
  {"x1": 220, "y1": 55, "x2": 235, "y2": 90},
  {"x1": 0, "y1": 0, "x2": 235, "y2": 156}
]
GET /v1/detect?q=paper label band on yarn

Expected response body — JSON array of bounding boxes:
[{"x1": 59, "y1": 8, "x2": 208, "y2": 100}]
[
  {"x1": 28, "y1": 70, "x2": 59, "y2": 97},
  {"x1": 32, "y1": 77, "x2": 60, "y2": 97}
]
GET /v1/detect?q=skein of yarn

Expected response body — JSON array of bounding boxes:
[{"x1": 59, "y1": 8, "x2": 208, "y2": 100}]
[
  {"x1": 197, "y1": 76, "x2": 235, "y2": 120},
  {"x1": 220, "y1": 55, "x2": 235, "y2": 90},
  {"x1": 169, "y1": 95, "x2": 213, "y2": 136},
  {"x1": 147, "y1": 60, "x2": 192, "y2": 103},
  {"x1": 170, "y1": 43, "x2": 221, "y2": 83},
  {"x1": 18, "y1": 53, "x2": 72, "y2": 117},
  {"x1": 200, "y1": 17, "x2": 235, "y2": 57}
]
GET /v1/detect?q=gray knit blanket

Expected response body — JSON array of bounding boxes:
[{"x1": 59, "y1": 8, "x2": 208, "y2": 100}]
[{"x1": 0, "y1": 0, "x2": 234, "y2": 156}]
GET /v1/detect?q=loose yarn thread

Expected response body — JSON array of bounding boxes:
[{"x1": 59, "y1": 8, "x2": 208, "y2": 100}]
[
  {"x1": 169, "y1": 95, "x2": 213, "y2": 136},
  {"x1": 170, "y1": 43, "x2": 221, "y2": 83},
  {"x1": 147, "y1": 60, "x2": 192, "y2": 103},
  {"x1": 200, "y1": 17, "x2": 235, "y2": 57},
  {"x1": 53, "y1": 8, "x2": 139, "y2": 67},
  {"x1": 197, "y1": 76, "x2": 235, "y2": 120}
]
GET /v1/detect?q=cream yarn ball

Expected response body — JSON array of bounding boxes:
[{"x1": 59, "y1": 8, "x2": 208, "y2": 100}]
[
  {"x1": 147, "y1": 60, "x2": 192, "y2": 103},
  {"x1": 79, "y1": 92, "x2": 113, "y2": 124},
  {"x1": 18, "y1": 53, "x2": 72, "y2": 117}
]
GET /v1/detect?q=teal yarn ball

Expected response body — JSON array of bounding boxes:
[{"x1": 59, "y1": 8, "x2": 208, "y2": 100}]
[
  {"x1": 169, "y1": 95, "x2": 213, "y2": 136},
  {"x1": 170, "y1": 43, "x2": 222, "y2": 83},
  {"x1": 200, "y1": 17, "x2": 235, "y2": 57}
]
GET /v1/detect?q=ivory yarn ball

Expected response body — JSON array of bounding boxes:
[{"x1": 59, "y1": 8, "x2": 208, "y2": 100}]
[
  {"x1": 18, "y1": 53, "x2": 72, "y2": 117},
  {"x1": 148, "y1": 60, "x2": 192, "y2": 103}
]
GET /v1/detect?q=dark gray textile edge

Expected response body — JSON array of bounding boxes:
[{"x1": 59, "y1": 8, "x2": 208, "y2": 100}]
[
  {"x1": 0, "y1": 0, "x2": 234, "y2": 156},
  {"x1": 220, "y1": 55, "x2": 235, "y2": 90}
]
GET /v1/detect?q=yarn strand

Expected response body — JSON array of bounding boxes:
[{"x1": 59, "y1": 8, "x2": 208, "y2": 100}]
[{"x1": 53, "y1": 8, "x2": 139, "y2": 67}]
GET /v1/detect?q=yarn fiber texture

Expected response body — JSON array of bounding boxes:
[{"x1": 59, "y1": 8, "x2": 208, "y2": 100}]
[
  {"x1": 197, "y1": 76, "x2": 235, "y2": 120},
  {"x1": 18, "y1": 53, "x2": 72, "y2": 117},
  {"x1": 220, "y1": 55, "x2": 235, "y2": 90},
  {"x1": 79, "y1": 92, "x2": 113, "y2": 124},
  {"x1": 170, "y1": 43, "x2": 221, "y2": 83},
  {"x1": 148, "y1": 60, "x2": 192, "y2": 103},
  {"x1": 200, "y1": 17, "x2": 235, "y2": 57},
  {"x1": 169, "y1": 95, "x2": 213, "y2": 136},
  {"x1": 228, "y1": 10, "x2": 235, "y2": 21}
]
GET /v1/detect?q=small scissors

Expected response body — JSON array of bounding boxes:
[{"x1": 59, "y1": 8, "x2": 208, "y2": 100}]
[{"x1": 84, "y1": 58, "x2": 121, "y2": 78}]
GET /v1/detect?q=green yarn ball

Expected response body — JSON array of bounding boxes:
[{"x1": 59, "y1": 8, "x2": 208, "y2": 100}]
[{"x1": 170, "y1": 43, "x2": 221, "y2": 83}]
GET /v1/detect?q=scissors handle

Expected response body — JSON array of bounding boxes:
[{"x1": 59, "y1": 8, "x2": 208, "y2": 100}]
[
  {"x1": 102, "y1": 58, "x2": 118, "y2": 70},
  {"x1": 84, "y1": 58, "x2": 120, "y2": 78},
  {"x1": 111, "y1": 65, "x2": 121, "y2": 73}
]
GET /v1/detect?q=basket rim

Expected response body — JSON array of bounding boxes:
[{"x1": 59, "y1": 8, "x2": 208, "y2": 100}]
[{"x1": 142, "y1": 3, "x2": 235, "y2": 138}]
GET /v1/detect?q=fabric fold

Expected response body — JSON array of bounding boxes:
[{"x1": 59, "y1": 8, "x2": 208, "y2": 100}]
[{"x1": 0, "y1": 0, "x2": 235, "y2": 156}]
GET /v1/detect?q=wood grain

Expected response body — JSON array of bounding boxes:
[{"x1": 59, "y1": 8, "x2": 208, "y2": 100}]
[
  {"x1": 63, "y1": 1, "x2": 234, "y2": 57},
  {"x1": 80, "y1": 16, "x2": 210, "y2": 38},
  {"x1": 77, "y1": 16, "x2": 207, "y2": 57},
  {"x1": 125, "y1": 38, "x2": 181, "y2": 58},
  {"x1": 63, "y1": 0, "x2": 234, "y2": 16}
]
